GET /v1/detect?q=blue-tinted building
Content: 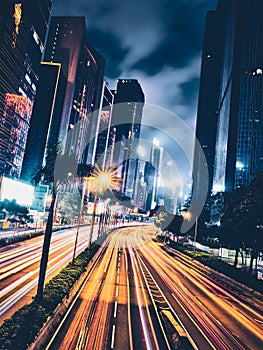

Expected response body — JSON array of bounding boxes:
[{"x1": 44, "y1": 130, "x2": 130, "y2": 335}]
[
  {"x1": 195, "y1": 0, "x2": 263, "y2": 197},
  {"x1": 213, "y1": 0, "x2": 263, "y2": 192}
]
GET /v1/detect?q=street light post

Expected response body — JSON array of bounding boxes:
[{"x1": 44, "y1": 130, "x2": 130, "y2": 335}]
[
  {"x1": 193, "y1": 216, "x2": 198, "y2": 257},
  {"x1": 86, "y1": 165, "x2": 120, "y2": 249},
  {"x1": 72, "y1": 178, "x2": 87, "y2": 262},
  {"x1": 88, "y1": 193, "x2": 97, "y2": 249}
]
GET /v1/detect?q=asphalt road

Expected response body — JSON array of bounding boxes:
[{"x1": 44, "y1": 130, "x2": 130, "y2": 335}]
[
  {"x1": 0, "y1": 225, "x2": 98, "y2": 324},
  {"x1": 1, "y1": 225, "x2": 263, "y2": 349},
  {"x1": 46, "y1": 226, "x2": 263, "y2": 349}
]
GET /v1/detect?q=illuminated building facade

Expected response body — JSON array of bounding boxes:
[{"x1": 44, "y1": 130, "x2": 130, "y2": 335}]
[
  {"x1": 42, "y1": 16, "x2": 105, "y2": 164},
  {"x1": 111, "y1": 79, "x2": 145, "y2": 200},
  {"x1": 144, "y1": 162, "x2": 155, "y2": 211},
  {"x1": 213, "y1": 0, "x2": 263, "y2": 192},
  {"x1": 149, "y1": 138, "x2": 163, "y2": 208},
  {"x1": 0, "y1": 0, "x2": 52, "y2": 177},
  {"x1": 193, "y1": 9, "x2": 222, "y2": 200},
  {"x1": 195, "y1": 0, "x2": 263, "y2": 197},
  {"x1": 94, "y1": 82, "x2": 115, "y2": 168},
  {"x1": 21, "y1": 62, "x2": 67, "y2": 183}
]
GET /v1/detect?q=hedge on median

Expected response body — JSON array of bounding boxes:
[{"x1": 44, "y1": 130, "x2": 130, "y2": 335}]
[{"x1": 0, "y1": 238, "x2": 104, "y2": 350}]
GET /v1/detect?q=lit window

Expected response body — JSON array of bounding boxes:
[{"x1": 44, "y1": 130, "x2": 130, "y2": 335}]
[{"x1": 25, "y1": 74, "x2": 31, "y2": 85}]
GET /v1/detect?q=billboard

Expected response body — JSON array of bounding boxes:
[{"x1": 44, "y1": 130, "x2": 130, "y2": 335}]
[{"x1": 0, "y1": 176, "x2": 34, "y2": 206}]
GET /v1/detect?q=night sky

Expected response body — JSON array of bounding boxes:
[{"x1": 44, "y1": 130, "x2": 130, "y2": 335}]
[
  {"x1": 51, "y1": 0, "x2": 218, "y2": 184},
  {"x1": 51, "y1": 0, "x2": 217, "y2": 130}
]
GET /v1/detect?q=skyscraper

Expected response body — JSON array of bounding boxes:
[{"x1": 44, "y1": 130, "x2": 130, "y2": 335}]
[
  {"x1": 0, "y1": 0, "x2": 52, "y2": 177},
  {"x1": 21, "y1": 16, "x2": 105, "y2": 181},
  {"x1": 193, "y1": 9, "x2": 222, "y2": 199},
  {"x1": 213, "y1": 0, "x2": 263, "y2": 192},
  {"x1": 42, "y1": 16, "x2": 105, "y2": 164},
  {"x1": 111, "y1": 79, "x2": 145, "y2": 200},
  {"x1": 194, "y1": 0, "x2": 263, "y2": 198},
  {"x1": 149, "y1": 138, "x2": 163, "y2": 208},
  {"x1": 94, "y1": 82, "x2": 115, "y2": 168},
  {"x1": 20, "y1": 62, "x2": 67, "y2": 183}
]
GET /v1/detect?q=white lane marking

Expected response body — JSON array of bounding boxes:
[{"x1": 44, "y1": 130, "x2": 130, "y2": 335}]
[
  {"x1": 116, "y1": 275, "x2": 119, "y2": 284},
  {"x1": 117, "y1": 267, "x2": 120, "y2": 274},
  {"x1": 111, "y1": 325, "x2": 116, "y2": 349},
  {"x1": 115, "y1": 286, "x2": 119, "y2": 297},
  {"x1": 114, "y1": 301, "x2": 118, "y2": 318}
]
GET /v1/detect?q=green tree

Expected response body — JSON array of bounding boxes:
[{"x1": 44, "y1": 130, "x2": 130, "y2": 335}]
[
  {"x1": 0, "y1": 199, "x2": 30, "y2": 227},
  {"x1": 57, "y1": 191, "x2": 87, "y2": 224},
  {"x1": 221, "y1": 172, "x2": 263, "y2": 269}
]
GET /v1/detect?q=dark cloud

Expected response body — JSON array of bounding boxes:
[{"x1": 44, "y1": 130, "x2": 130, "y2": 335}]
[
  {"x1": 180, "y1": 77, "x2": 200, "y2": 104},
  {"x1": 51, "y1": 0, "x2": 217, "y2": 129},
  {"x1": 132, "y1": 0, "x2": 217, "y2": 75},
  {"x1": 87, "y1": 27, "x2": 130, "y2": 79}
]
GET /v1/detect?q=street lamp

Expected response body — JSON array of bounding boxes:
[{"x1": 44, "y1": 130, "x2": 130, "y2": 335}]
[
  {"x1": 182, "y1": 210, "x2": 198, "y2": 254},
  {"x1": 72, "y1": 177, "x2": 88, "y2": 262},
  {"x1": 87, "y1": 165, "x2": 120, "y2": 249}
]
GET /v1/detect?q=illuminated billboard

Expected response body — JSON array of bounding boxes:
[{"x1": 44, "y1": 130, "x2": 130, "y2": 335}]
[{"x1": 0, "y1": 176, "x2": 34, "y2": 206}]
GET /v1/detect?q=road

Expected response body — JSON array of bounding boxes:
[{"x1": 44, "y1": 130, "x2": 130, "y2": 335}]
[
  {"x1": 46, "y1": 225, "x2": 263, "y2": 350},
  {"x1": 0, "y1": 225, "x2": 99, "y2": 324}
]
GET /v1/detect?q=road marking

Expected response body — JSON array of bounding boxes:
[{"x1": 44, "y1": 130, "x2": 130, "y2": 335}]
[
  {"x1": 111, "y1": 325, "x2": 116, "y2": 349},
  {"x1": 115, "y1": 286, "x2": 119, "y2": 297},
  {"x1": 116, "y1": 275, "x2": 119, "y2": 284},
  {"x1": 117, "y1": 267, "x2": 120, "y2": 274},
  {"x1": 114, "y1": 301, "x2": 118, "y2": 317}
]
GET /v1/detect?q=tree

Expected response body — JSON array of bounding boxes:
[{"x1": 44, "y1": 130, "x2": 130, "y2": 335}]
[
  {"x1": 165, "y1": 215, "x2": 183, "y2": 236},
  {"x1": 220, "y1": 172, "x2": 263, "y2": 269},
  {"x1": 31, "y1": 143, "x2": 77, "y2": 300},
  {"x1": 0, "y1": 199, "x2": 30, "y2": 228},
  {"x1": 57, "y1": 191, "x2": 87, "y2": 224}
]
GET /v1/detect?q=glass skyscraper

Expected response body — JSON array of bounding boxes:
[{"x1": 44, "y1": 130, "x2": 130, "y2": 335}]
[
  {"x1": 0, "y1": 0, "x2": 52, "y2": 177},
  {"x1": 195, "y1": 0, "x2": 263, "y2": 197},
  {"x1": 111, "y1": 79, "x2": 145, "y2": 200},
  {"x1": 42, "y1": 17, "x2": 105, "y2": 165},
  {"x1": 213, "y1": 0, "x2": 263, "y2": 192}
]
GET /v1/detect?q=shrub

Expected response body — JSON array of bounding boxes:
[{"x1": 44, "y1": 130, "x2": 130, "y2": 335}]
[{"x1": 0, "y1": 239, "x2": 103, "y2": 350}]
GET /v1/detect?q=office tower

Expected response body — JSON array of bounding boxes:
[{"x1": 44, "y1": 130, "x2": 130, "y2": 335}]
[
  {"x1": 194, "y1": 0, "x2": 263, "y2": 197},
  {"x1": 20, "y1": 62, "x2": 67, "y2": 183},
  {"x1": 42, "y1": 16, "x2": 105, "y2": 164},
  {"x1": 144, "y1": 162, "x2": 155, "y2": 212},
  {"x1": 213, "y1": 0, "x2": 263, "y2": 192},
  {"x1": 111, "y1": 79, "x2": 145, "y2": 199},
  {"x1": 133, "y1": 159, "x2": 147, "y2": 212},
  {"x1": 193, "y1": 10, "x2": 222, "y2": 200},
  {"x1": 0, "y1": 0, "x2": 52, "y2": 177},
  {"x1": 94, "y1": 82, "x2": 114, "y2": 168},
  {"x1": 150, "y1": 138, "x2": 163, "y2": 208}
]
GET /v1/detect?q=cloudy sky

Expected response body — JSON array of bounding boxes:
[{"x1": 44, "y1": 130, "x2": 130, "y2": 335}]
[
  {"x1": 51, "y1": 0, "x2": 217, "y2": 131},
  {"x1": 51, "y1": 0, "x2": 217, "y2": 190}
]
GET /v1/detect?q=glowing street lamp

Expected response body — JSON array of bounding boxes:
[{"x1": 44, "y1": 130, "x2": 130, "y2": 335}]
[
  {"x1": 183, "y1": 210, "x2": 198, "y2": 256},
  {"x1": 88, "y1": 165, "x2": 121, "y2": 249},
  {"x1": 183, "y1": 211, "x2": 192, "y2": 221}
]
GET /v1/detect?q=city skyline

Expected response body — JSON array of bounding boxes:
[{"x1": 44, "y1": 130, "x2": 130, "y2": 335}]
[
  {"x1": 0, "y1": 1, "x2": 263, "y2": 349},
  {"x1": 51, "y1": 0, "x2": 217, "y2": 132}
]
